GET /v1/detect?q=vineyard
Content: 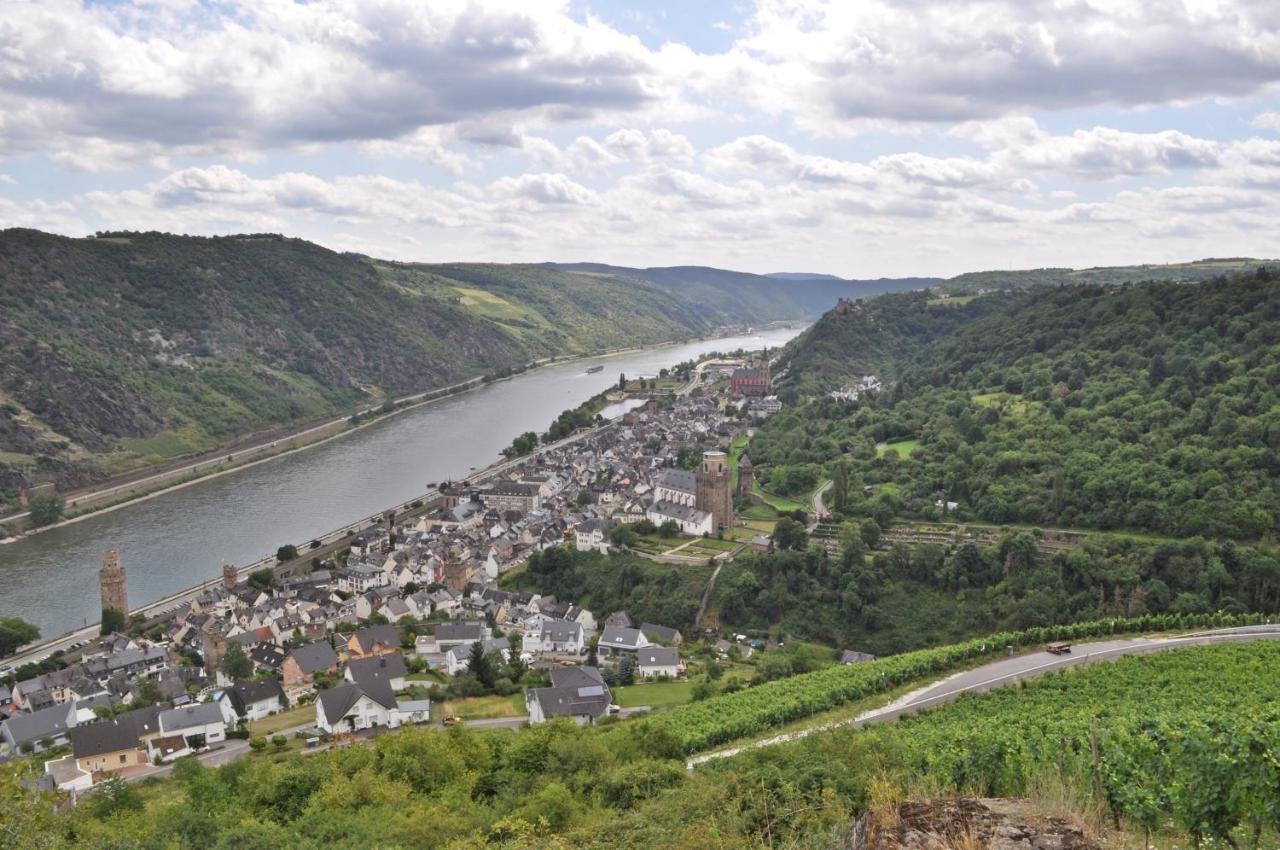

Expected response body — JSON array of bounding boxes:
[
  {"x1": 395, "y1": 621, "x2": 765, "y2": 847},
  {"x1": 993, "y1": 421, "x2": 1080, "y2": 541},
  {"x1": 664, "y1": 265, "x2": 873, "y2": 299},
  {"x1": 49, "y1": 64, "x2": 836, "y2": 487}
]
[
  {"x1": 857, "y1": 641, "x2": 1280, "y2": 848},
  {"x1": 657, "y1": 612, "x2": 1279, "y2": 753}
]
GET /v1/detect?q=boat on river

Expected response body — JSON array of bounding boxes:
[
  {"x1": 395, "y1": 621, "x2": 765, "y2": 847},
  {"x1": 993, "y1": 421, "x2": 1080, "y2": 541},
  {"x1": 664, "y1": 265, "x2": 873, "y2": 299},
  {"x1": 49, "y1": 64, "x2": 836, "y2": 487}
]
[{"x1": 586, "y1": 365, "x2": 604, "y2": 374}]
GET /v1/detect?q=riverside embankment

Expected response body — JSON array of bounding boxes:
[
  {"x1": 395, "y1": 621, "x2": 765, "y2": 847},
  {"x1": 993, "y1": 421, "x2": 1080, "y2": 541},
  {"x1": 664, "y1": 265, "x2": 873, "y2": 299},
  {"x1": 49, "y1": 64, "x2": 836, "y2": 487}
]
[{"x1": 0, "y1": 326, "x2": 802, "y2": 643}]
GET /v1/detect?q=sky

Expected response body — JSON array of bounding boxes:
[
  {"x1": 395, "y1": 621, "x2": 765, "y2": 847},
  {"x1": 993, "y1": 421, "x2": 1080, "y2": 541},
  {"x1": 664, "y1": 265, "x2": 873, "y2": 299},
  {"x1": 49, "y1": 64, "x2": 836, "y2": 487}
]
[{"x1": 0, "y1": 0, "x2": 1278, "y2": 278}]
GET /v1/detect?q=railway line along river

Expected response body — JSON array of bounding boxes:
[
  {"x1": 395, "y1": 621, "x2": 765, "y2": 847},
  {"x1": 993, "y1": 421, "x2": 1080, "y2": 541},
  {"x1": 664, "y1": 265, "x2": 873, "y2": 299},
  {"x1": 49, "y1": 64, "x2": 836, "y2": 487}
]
[{"x1": 0, "y1": 326, "x2": 803, "y2": 638}]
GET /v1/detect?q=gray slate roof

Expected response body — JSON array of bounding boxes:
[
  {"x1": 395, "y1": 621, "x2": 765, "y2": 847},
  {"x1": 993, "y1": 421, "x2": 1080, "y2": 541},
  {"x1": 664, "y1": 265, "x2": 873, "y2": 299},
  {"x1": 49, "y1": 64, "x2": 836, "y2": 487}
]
[
  {"x1": 1, "y1": 703, "x2": 75, "y2": 747},
  {"x1": 70, "y1": 719, "x2": 140, "y2": 759},
  {"x1": 225, "y1": 679, "x2": 286, "y2": 717},
  {"x1": 599, "y1": 625, "x2": 647, "y2": 650},
  {"x1": 637, "y1": 647, "x2": 680, "y2": 668},
  {"x1": 158, "y1": 702, "x2": 225, "y2": 733},
  {"x1": 288, "y1": 641, "x2": 339, "y2": 674},
  {"x1": 347, "y1": 652, "x2": 408, "y2": 684},
  {"x1": 531, "y1": 666, "x2": 611, "y2": 720},
  {"x1": 640, "y1": 622, "x2": 681, "y2": 644},
  {"x1": 655, "y1": 469, "x2": 696, "y2": 494}
]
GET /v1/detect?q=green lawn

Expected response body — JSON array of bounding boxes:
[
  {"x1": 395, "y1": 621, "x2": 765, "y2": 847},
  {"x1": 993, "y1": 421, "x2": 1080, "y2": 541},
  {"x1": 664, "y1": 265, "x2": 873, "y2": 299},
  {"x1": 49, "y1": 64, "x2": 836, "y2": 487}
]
[
  {"x1": 752, "y1": 483, "x2": 808, "y2": 513},
  {"x1": 612, "y1": 680, "x2": 695, "y2": 708},
  {"x1": 247, "y1": 703, "x2": 317, "y2": 736},
  {"x1": 440, "y1": 694, "x2": 526, "y2": 720},
  {"x1": 727, "y1": 434, "x2": 750, "y2": 490},
  {"x1": 693, "y1": 537, "x2": 740, "y2": 552},
  {"x1": 877, "y1": 439, "x2": 921, "y2": 458},
  {"x1": 740, "y1": 504, "x2": 779, "y2": 521}
]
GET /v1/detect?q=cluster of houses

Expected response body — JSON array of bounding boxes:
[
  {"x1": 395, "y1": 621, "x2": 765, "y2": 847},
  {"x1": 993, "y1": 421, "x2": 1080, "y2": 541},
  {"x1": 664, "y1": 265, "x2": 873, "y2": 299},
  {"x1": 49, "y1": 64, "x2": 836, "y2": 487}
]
[
  {"x1": 1, "y1": 364, "x2": 776, "y2": 791},
  {"x1": 828, "y1": 375, "x2": 884, "y2": 402}
]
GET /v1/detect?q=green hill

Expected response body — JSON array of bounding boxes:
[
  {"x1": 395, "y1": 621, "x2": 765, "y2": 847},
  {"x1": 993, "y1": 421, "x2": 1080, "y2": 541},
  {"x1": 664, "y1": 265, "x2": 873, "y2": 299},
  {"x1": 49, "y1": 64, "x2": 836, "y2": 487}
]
[
  {"x1": 0, "y1": 230, "x2": 832, "y2": 502},
  {"x1": 542, "y1": 262, "x2": 939, "y2": 319},
  {"x1": 942, "y1": 256, "x2": 1277, "y2": 294},
  {"x1": 760, "y1": 268, "x2": 1280, "y2": 538}
]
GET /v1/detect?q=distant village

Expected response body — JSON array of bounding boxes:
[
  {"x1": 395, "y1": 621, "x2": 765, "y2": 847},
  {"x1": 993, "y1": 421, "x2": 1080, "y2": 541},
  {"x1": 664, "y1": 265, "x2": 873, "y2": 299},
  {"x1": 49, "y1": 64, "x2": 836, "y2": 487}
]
[{"x1": 0, "y1": 353, "x2": 821, "y2": 793}]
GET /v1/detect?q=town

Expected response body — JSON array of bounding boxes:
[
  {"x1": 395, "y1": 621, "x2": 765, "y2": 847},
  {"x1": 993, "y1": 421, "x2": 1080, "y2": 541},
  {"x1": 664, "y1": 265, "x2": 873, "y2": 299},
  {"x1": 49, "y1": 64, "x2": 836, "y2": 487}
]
[{"x1": 0, "y1": 352, "x2": 811, "y2": 794}]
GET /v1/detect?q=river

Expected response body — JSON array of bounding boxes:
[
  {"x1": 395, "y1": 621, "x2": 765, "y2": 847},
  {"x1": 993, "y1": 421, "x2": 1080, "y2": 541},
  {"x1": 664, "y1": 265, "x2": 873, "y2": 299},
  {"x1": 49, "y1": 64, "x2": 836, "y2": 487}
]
[{"x1": 0, "y1": 326, "x2": 803, "y2": 637}]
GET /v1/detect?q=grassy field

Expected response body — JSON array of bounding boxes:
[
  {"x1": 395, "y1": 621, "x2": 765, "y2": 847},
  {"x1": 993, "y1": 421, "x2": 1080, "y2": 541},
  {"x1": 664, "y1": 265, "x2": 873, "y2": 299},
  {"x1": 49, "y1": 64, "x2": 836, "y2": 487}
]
[
  {"x1": 247, "y1": 703, "x2": 316, "y2": 736},
  {"x1": 971, "y1": 391, "x2": 1036, "y2": 416},
  {"x1": 612, "y1": 680, "x2": 695, "y2": 708},
  {"x1": 740, "y1": 504, "x2": 779, "y2": 521},
  {"x1": 686, "y1": 537, "x2": 740, "y2": 552},
  {"x1": 752, "y1": 483, "x2": 808, "y2": 513},
  {"x1": 440, "y1": 694, "x2": 526, "y2": 720},
  {"x1": 877, "y1": 439, "x2": 921, "y2": 458},
  {"x1": 727, "y1": 433, "x2": 750, "y2": 490},
  {"x1": 119, "y1": 432, "x2": 199, "y2": 459},
  {"x1": 450, "y1": 286, "x2": 549, "y2": 327}
]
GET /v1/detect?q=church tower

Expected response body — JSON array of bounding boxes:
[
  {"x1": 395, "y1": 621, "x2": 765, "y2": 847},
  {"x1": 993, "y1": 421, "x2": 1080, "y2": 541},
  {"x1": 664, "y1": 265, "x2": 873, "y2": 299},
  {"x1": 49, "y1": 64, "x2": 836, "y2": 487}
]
[
  {"x1": 737, "y1": 453, "x2": 755, "y2": 496},
  {"x1": 99, "y1": 549, "x2": 129, "y2": 620},
  {"x1": 222, "y1": 563, "x2": 239, "y2": 590},
  {"x1": 696, "y1": 450, "x2": 733, "y2": 534}
]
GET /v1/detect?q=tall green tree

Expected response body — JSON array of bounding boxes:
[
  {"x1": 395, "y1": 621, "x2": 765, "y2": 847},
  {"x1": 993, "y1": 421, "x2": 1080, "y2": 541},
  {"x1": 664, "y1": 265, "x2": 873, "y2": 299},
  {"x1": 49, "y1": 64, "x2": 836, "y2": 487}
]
[
  {"x1": 0, "y1": 616, "x2": 39, "y2": 657},
  {"x1": 219, "y1": 641, "x2": 254, "y2": 681}
]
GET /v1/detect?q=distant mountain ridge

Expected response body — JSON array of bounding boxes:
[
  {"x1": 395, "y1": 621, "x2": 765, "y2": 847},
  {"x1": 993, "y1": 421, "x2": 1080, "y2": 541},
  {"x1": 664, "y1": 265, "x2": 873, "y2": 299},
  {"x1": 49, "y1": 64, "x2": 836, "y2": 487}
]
[
  {"x1": 542, "y1": 262, "x2": 939, "y2": 317},
  {"x1": 0, "y1": 231, "x2": 855, "y2": 502}
]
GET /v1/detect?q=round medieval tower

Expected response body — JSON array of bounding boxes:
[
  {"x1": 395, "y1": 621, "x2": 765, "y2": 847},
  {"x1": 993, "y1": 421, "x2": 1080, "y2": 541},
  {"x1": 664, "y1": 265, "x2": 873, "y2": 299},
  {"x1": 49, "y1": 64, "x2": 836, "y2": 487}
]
[{"x1": 99, "y1": 549, "x2": 129, "y2": 620}]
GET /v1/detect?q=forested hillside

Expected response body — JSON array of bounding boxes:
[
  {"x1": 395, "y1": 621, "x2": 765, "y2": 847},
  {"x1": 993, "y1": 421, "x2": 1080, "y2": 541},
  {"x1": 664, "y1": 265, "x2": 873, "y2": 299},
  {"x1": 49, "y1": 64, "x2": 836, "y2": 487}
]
[
  {"x1": 942, "y1": 256, "x2": 1275, "y2": 294},
  {"x1": 0, "y1": 230, "x2": 833, "y2": 503},
  {"x1": 542, "y1": 262, "x2": 939, "y2": 319},
  {"x1": 757, "y1": 270, "x2": 1280, "y2": 538}
]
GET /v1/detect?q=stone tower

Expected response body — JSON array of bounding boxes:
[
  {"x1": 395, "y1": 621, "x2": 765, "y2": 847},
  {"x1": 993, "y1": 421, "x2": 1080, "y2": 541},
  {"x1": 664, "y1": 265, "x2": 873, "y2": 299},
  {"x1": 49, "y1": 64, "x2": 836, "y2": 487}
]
[
  {"x1": 696, "y1": 450, "x2": 733, "y2": 534},
  {"x1": 222, "y1": 563, "x2": 238, "y2": 590},
  {"x1": 99, "y1": 549, "x2": 129, "y2": 619},
  {"x1": 202, "y1": 616, "x2": 227, "y2": 676},
  {"x1": 737, "y1": 453, "x2": 755, "y2": 496}
]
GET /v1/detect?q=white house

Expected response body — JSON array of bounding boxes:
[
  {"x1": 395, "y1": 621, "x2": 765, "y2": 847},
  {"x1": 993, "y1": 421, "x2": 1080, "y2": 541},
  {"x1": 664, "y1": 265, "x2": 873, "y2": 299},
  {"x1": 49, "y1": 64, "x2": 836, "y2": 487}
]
[
  {"x1": 598, "y1": 625, "x2": 652, "y2": 657},
  {"x1": 524, "y1": 620, "x2": 585, "y2": 655},
  {"x1": 636, "y1": 647, "x2": 680, "y2": 679},
  {"x1": 315, "y1": 682, "x2": 398, "y2": 735},
  {"x1": 574, "y1": 519, "x2": 611, "y2": 554},
  {"x1": 154, "y1": 703, "x2": 227, "y2": 759}
]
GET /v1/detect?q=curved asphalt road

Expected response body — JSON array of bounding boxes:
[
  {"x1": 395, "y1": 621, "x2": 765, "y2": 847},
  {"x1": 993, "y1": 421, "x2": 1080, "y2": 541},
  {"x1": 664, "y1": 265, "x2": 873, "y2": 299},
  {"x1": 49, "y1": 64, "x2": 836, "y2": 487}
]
[{"x1": 689, "y1": 626, "x2": 1280, "y2": 768}]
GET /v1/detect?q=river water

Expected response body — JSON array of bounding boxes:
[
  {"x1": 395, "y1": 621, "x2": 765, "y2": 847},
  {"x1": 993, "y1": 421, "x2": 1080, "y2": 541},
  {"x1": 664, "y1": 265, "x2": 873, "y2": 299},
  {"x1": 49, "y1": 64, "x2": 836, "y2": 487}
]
[{"x1": 0, "y1": 326, "x2": 803, "y2": 637}]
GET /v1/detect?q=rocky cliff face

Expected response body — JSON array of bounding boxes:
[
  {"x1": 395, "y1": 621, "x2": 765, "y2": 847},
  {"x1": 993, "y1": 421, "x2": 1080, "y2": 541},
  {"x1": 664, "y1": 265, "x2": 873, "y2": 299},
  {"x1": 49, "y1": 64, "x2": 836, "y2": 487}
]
[{"x1": 846, "y1": 799, "x2": 1099, "y2": 850}]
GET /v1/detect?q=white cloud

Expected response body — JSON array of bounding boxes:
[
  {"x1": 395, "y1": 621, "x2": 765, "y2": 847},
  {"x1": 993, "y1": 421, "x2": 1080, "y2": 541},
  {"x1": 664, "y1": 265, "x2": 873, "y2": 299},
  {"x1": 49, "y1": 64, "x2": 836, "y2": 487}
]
[
  {"x1": 1008, "y1": 127, "x2": 1223, "y2": 178},
  {"x1": 0, "y1": 0, "x2": 675, "y2": 168},
  {"x1": 1251, "y1": 112, "x2": 1280, "y2": 132},
  {"x1": 489, "y1": 172, "x2": 597, "y2": 205},
  {"x1": 717, "y1": 0, "x2": 1280, "y2": 131}
]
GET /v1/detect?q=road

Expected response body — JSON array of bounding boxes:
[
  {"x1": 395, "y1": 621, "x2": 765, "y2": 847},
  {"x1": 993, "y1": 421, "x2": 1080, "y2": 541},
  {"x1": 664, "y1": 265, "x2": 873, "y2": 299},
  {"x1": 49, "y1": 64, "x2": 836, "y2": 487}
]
[
  {"x1": 810, "y1": 480, "x2": 832, "y2": 525},
  {"x1": 0, "y1": 373, "x2": 501, "y2": 529},
  {"x1": 694, "y1": 562, "x2": 724, "y2": 630},
  {"x1": 688, "y1": 626, "x2": 1280, "y2": 768}
]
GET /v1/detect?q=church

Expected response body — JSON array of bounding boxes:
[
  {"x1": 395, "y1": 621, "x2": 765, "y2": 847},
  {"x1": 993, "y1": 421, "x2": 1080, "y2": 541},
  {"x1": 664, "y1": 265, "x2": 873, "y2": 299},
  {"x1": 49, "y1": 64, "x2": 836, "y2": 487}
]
[{"x1": 647, "y1": 450, "x2": 733, "y2": 536}]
